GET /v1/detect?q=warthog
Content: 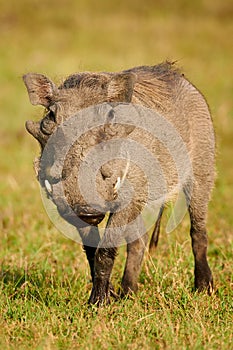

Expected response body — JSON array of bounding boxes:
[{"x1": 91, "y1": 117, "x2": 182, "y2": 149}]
[{"x1": 23, "y1": 62, "x2": 215, "y2": 305}]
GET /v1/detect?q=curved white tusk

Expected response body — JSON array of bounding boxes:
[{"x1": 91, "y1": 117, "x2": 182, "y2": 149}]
[
  {"x1": 113, "y1": 156, "x2": 130, "y2": 196},
  {"x1": 44, "y1": 179, "x2": 52, "y2": 194},
  {"x1": 121, "y1": 157, "x2": 130, "y2": 185},
  {"x1": 114, "y1": 177, "x2": 121, "y2": 192}
]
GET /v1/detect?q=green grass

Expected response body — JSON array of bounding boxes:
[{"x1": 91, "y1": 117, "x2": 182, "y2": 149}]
[{"x1": 0, "y1": 0, "x2": 233, "y2": 349}]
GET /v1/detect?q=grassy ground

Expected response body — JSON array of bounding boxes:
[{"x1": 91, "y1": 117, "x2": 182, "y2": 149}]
[{"x1": 0, "y1": 0, "x2": 232, "y2": 349}]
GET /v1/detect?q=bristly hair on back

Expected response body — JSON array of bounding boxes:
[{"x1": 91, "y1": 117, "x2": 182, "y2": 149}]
[
  {"x1": 124, "y1": 60, "x2": 182, "y2": 83},
  {"x1": 127, "y1": 61, "x2": 182, "y2": 110}
]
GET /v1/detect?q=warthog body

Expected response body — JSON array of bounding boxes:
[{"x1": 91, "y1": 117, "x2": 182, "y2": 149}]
[{"x1": 24, "y1": 62, "x2": 215, "y2": 305}]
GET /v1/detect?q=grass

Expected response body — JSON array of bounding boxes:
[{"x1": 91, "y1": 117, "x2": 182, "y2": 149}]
[{"x1": 0, "y1": 0, "x2": 233, "y2": 349}]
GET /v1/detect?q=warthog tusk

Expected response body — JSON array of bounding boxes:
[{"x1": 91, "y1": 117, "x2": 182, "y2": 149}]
[
  {"x1": 44, "y1": 179, "x2": 52, "y2": 194},
  {"x1": 121, "y1": 157, "x2": 130, "y2": 185},
  {"x1": 114, "y1": 177, "x2": 121, "y2": 192},
  {"x1": 113, "y1": 157, "x2": 130, "y2": 196}
]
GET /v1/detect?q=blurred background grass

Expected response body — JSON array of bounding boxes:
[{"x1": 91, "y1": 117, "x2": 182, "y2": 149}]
[{"x1": 0, "y1": 0, "x2": 232, "y2": 348}]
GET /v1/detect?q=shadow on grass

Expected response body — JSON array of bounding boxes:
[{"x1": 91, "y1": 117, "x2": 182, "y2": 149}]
[{"x1": 0, "y1": 264, "x2": 85, "y2": 308}]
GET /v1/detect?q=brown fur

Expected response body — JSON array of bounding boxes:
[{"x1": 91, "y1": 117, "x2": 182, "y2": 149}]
[{"x1": 23, "y1": 62, "x2": 215, "y2": 305}]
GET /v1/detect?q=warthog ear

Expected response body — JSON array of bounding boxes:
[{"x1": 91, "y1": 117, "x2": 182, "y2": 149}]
[
  {"x1": 23, "y1": 73, "x2": 57, "y2": 108},
  {"x1": 107, "y1": 72, "x2": 135, "y2": 102}
]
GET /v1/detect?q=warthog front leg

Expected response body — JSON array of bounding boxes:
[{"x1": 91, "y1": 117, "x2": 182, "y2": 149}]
[
  {"x1": 121, "y1": 207, "x2": 164, "y2": 295},
  {"x1": 88, "y1": 212, "x2": 147, "y2": 305},
  {"x1": 88, "y1": 246, "x2": 117, "y2": 305},
  {"x1": 78, "y1": 226, "x2": 100, "y2": 283},
  {"x1": 88, "y1": 212, "x2": 125, "y2": 305},
  {"x1": 121, "y1": 232, "x2": 148, "y2": 295}
]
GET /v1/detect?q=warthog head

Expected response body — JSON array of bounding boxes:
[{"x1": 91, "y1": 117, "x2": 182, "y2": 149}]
[{"x1": 24, "y1": 72, "x2": 138, "y2": 225}]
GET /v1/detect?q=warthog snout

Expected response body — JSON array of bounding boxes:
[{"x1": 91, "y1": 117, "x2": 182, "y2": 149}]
[{"x1": 73, "y1": 204, "x2": 105, "y2": 226}]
